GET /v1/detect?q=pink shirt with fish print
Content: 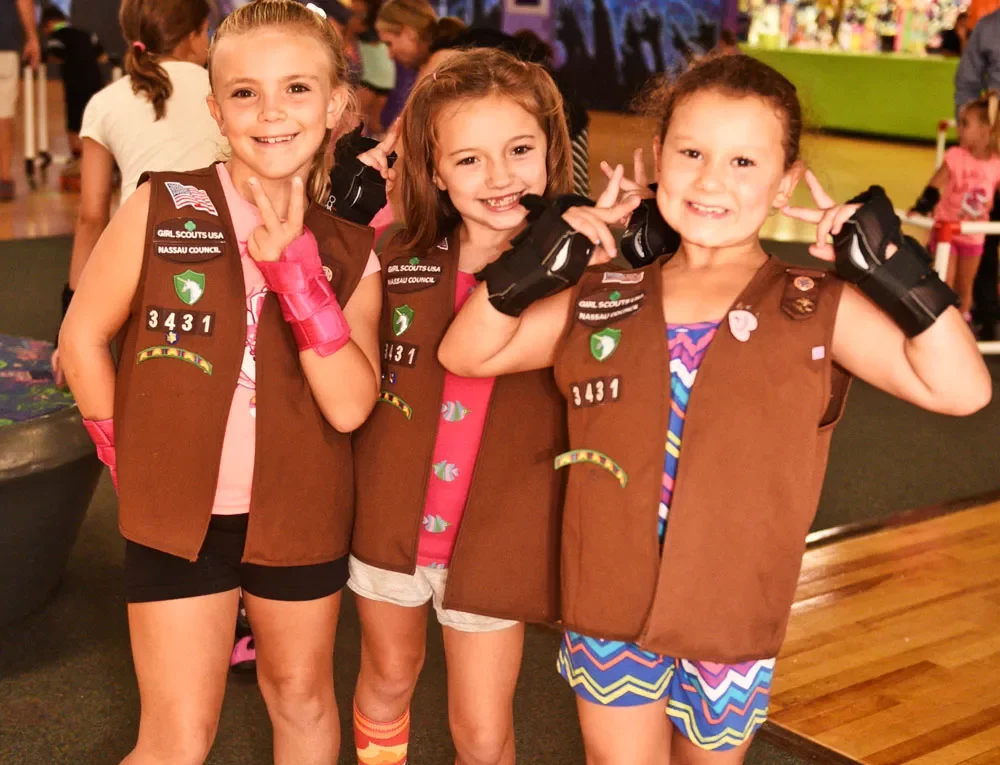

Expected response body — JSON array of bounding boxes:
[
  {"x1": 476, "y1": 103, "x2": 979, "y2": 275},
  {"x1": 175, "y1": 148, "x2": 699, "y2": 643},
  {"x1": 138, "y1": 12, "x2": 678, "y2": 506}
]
[
  {"x1": 210, "y1": 163, "x2": 379, "y2": 514},
  {"x1": 416, "y1": 271, "x2": 496, "y2": 567}
]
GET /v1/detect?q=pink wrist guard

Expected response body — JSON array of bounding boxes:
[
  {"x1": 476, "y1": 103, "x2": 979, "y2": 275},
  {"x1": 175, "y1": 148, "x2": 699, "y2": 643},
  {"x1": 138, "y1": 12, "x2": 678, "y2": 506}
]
[
  {"x1": 82, "y1": 417, "x2": 119, "y2": 491},
  {"x1": 256, "y1": 230, "x2": 351, "y2": 357}
]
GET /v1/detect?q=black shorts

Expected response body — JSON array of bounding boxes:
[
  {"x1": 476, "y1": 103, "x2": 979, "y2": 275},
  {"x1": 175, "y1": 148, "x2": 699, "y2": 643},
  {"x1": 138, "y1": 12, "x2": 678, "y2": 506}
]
[{"x1": 124, "y1": 514, "x2": 348, "y2": 604}]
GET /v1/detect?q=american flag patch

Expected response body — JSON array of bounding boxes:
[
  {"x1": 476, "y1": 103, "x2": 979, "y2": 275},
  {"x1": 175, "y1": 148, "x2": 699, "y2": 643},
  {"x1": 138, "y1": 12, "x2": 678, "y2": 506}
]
[{"x1": 164, "y1": 182, "x2": 218, "y2": 216}]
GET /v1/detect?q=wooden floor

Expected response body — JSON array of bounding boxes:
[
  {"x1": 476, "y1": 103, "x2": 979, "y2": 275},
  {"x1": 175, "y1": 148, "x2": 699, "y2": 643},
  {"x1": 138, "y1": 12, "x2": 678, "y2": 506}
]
[
  {"x1": 2, "y1": 82, "x2": 939, "y2": 243},
  {"x1": 771, "y1": 501, "x2": 1000, "y2": 765},
  {"x1": 2, "y1": 78, "x2": 79, "y2": 241}
]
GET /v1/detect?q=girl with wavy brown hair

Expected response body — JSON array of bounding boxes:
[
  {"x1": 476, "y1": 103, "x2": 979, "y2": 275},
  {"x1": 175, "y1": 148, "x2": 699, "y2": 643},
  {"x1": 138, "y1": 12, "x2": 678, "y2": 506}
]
[{"x1": 347, "y1": 47, "x2": 617, "y2": 765}]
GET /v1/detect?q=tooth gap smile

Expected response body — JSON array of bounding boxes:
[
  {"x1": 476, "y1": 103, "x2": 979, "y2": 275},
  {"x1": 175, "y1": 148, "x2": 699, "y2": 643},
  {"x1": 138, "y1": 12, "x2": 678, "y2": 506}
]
[{"x1": 485, "y1": 194, "x2": 519, "y2": 205}]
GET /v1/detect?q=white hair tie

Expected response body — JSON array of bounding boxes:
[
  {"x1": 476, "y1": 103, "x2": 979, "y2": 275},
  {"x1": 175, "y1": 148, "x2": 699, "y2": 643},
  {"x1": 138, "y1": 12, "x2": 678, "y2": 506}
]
[{"x1": 306, "y1": 3, "x2": 327, "y2": 18}]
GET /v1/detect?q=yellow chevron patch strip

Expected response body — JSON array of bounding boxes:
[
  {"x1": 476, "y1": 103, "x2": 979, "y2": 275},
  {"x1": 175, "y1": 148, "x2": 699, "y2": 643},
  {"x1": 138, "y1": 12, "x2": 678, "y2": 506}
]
[
  {"x1": 135, "y1": 345, "x2": 213, "y2": 375},
  {"x1": 554, "y1": 449, "x2": 627, "y2": 488},
  {"x1": 377, "y1": 390, "x2": 412, "y2": 419}
]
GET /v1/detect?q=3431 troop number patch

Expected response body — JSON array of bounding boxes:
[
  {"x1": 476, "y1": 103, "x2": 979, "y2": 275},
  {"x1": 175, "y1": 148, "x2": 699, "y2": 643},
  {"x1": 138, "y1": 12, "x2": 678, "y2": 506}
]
[
  {"x1": 383, "y1": 341, "x2": 418, "y2": 368},
  {"x1": 145, "y1": 307, "x2": 215, "y2": 336},
  {"x1": 569, "y1": 376, "x2": 621, "y2": 408}
]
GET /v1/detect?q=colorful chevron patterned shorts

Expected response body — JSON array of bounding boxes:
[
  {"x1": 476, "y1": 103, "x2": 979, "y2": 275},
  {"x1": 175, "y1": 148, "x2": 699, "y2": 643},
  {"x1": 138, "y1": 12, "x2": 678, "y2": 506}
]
[{"x1": 557, "y1": 631, "x2": 775, "y2": 751}]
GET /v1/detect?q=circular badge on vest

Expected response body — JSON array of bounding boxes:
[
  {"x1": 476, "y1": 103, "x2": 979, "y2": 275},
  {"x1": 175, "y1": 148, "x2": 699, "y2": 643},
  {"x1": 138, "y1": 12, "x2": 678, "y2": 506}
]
[
  {"x1": 323, "y1": 265, "x2": 334, "y2": 282},
  {"x1": 385, "y1": 255, "x2": 444, "y2": 293},
  {"x1": 793, "y1": 275, "x2": 815, "y2": 292},
  {"x1": 575, "y1": 287, "x2": 647, "y2": 328}
]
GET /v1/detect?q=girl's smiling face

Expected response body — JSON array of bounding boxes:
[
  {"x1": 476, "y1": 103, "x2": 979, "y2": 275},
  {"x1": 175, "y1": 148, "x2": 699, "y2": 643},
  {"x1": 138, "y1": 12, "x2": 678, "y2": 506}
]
[
  {"x1": 208, "y1": 27, "x2": 345, "y2": 184},
  {"x1": 432, "y1": 94, "x2": 549, "y2": 236},
  {"x1": 656, "y1": 88, "x2": 801, "y2": 250}
]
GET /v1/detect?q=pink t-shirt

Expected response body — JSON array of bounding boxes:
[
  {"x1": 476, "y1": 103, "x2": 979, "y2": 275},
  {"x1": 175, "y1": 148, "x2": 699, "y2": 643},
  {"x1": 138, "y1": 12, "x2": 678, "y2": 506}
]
[
  {"x1": 415, "y1": 272, "x2": 496, "y2": 567},
  {"x1": 210, "y1": 164, "x2": 379, "y2": 514},
  {"x1": 935, "y1": 146, "x2": 1000, "y2": 245},
  {"x1": 370, "y1": 201, "x2": 396, "y2": 243}
]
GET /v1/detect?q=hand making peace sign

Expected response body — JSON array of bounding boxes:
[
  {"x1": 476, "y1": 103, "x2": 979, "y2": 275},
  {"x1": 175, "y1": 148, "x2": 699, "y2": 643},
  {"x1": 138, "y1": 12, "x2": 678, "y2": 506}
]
[
  {"x1": 356, "y1": 120, "x2": 400, "y2": 194},
  {"x1": 247, "y1": 175, "x2": 308, "y2": 263},
  {"x1": 781, "y1": 170, "x2": 866, "y2": 262},
  {"x1": 561, "y1": 163, "x2": 641, "y2": 265},
  {"x1": 598, "y1": 136, "x2": 662, "y2": 205}
]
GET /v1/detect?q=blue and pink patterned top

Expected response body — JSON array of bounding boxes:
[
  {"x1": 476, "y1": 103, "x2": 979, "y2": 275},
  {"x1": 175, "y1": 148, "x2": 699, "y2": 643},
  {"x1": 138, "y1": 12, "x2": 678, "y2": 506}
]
[{"x1": 659, "y1": 321, "x2": 720, "y2": 539}]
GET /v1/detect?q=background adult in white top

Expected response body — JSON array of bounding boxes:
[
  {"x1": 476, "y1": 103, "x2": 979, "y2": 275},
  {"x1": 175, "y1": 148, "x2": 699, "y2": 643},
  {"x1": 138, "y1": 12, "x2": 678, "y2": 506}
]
[
  {"x1": 70, "y1": 0, "x2": 222, "y2": 286},
  {"x1": 0, "y1": 0, "x2": 41, "y2": 201},
  {"x1": 54, "y1": 0, "x2": 222, "y2": 381}
]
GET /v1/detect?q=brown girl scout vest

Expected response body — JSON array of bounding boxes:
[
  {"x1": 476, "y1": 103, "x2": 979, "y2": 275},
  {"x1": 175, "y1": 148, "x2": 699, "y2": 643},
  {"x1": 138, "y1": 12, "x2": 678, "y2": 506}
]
[
  {"x1": 114, "y1": 164, "x2": 374, "y2": 565},
  {"x1": 352, "y1": 231, "x2": 567, "y2": 624},
  {"x1": 553, "y1": 255, "x2": 851, "y2": 662}
]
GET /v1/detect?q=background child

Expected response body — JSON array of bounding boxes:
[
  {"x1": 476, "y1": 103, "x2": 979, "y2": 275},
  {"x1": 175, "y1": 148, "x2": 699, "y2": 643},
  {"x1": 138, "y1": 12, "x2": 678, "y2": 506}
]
[
  {"x1": 52, "y1": 0, "x2": 221, "y2": 385},
  {"x1": 58, "y1": 2, "x2": 381, "y2": 763},
  {"x1": 375, "y1": 0, "x2": 591, "y2": 194},
  {"x1": 439, "y1": 54, "x2": 989, "y2": 765},
  {"x1": 40, "y1": 5, "x2": 107, "y2": 188},
  {"x1": 313, "y1": 0, "x2": 395, "y2": 137},
  {"x1": 910, "y1": 93, "x2": 1000, "y2": 322}
]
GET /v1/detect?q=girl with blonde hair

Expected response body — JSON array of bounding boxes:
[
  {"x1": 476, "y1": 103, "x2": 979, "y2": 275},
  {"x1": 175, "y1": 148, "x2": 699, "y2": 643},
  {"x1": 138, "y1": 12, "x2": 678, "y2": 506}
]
[{"x1": 59, "y1": 2, "x2": 382, "y2": 762}]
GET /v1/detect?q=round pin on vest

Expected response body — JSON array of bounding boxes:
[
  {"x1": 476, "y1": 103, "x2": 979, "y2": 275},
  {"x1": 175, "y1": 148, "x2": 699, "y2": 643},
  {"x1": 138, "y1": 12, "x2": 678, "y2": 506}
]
[{"x1": 728, "y1": 309, "x2": 758, "y2": 342}]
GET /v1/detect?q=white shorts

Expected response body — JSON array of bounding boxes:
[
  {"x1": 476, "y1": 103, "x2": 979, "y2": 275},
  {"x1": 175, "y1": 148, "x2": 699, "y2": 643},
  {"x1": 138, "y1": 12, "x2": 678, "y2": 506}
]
[
  {"x1": 0, "y1": 52, "x2": 19, "y2": 120},
  {"x1": 347, "y1": 555, "x2": 519, "y2": 633}
]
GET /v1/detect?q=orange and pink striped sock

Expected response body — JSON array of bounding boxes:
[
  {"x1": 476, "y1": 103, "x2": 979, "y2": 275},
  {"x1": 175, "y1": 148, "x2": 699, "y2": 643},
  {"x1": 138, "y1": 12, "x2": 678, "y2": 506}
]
[{"x1": 353, "y1": 699, "x2": 409, "y2": 765}]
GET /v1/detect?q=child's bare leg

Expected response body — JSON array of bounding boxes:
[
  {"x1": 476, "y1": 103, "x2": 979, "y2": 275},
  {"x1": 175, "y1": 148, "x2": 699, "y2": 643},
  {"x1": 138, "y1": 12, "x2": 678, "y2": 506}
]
[{"x1": 955, "y1": 252, "x2": 983, "y2": 317}]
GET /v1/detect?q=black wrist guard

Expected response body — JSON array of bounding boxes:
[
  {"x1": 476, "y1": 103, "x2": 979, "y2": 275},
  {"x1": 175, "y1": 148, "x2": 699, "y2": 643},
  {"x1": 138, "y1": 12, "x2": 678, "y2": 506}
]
[
  {"x1": 325, "y1": 125, "x2": 396, "y2": 225},
  {"x1": 910, "y1": 185, "x2": 940, "y2": 216},
  {"x1": 61, "y1": 282, "x2": 74, "y2": 318},
  {"x1": 620, "y1": 186, "x2": 680, "y2": 268},
  {"x1": 476, "y1": 194, "x2": 596, "y2": 317},
  {"x1": 833, "y1": 186, "x2": 958, "y2": 337}
]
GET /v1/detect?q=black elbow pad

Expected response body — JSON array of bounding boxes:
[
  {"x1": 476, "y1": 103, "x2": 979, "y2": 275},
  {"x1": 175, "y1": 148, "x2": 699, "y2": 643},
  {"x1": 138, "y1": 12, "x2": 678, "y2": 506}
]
[{"x1": 476, "y1": 194, "x2": 596, "y2": 317}]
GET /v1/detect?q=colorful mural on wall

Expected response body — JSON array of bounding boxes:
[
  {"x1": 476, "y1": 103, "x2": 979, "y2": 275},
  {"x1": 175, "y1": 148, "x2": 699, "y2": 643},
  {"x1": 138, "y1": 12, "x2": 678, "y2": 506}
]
[
  {"x1": 217, "y1": 0, "x2": 505, "y2": 25},
  {"x1": 439, "y1": 0, "x2": 505, "y2": 26},
  {"x1": 550, "y1": 0, "x2": 726, "y2": 110}
]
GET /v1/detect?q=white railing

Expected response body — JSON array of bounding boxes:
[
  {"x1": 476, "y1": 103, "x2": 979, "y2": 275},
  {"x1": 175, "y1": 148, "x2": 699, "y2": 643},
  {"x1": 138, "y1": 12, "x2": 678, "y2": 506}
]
[
  {"x1": 936, "y1": 118, "x2": 956, "y2": 169},
  {"x1": 897, "y1": 208, "x2": 1000, "y2": 355},
  {"x1": 21, "y1": 66, "x2": 52, "y2": 186}
]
